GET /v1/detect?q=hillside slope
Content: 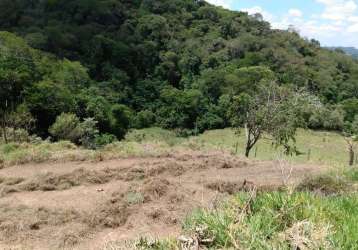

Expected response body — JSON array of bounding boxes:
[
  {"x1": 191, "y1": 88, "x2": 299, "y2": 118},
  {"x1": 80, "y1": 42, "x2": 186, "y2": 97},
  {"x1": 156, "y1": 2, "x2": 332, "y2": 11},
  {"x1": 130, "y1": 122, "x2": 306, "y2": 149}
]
[
  {"x1": 2, "y1": 0, "x2": 358, "y2": 137},
  {"x1": 327, "y1": 47, "x2": 358, "y2": 58}
]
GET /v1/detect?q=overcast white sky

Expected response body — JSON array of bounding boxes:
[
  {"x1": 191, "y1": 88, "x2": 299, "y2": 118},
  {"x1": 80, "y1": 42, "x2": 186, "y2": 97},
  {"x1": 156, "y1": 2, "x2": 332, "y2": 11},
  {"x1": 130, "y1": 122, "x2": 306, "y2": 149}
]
[{"x1": 206, "y1": 0, "x2": 358, "y2": 47}]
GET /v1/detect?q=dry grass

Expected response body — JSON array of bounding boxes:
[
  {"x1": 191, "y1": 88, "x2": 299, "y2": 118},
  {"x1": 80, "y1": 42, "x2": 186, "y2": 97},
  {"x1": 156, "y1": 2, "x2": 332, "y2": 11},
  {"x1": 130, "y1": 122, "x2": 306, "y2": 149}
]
[
  {"x1": 0, "y1": 168, "x2": 124, "y2": 196},
  {"x1": 278, "y1": 220, "x2": 333, "y2": 250},
  {"x1": 0, "y1": 205, "x2": 82, "y2": 243},
  {"x1": 0, "y1": 196, "x2": 133, "y2": 247},
  {"x1": 296, "y1": 174, "x2": 352, "y2": 195},
  {"x1": 205, "y1": 180, "x2": 243, "y2": 195}
]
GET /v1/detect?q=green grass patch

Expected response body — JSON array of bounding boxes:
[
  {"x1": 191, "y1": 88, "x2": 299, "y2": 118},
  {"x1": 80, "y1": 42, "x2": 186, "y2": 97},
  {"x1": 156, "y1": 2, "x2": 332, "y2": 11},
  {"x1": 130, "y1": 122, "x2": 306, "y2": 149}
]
[
  {"x1": 123, "y1": 127, "x2": 351, "y2": 167},
  {"x1": 125, "y1": 127, "x2": 184, "y2": 146},
  {"x1": 182, "y1": 191, "x2": 358, "y2": 250},
  {"x1": 190, "y1": 128, "x2": 348, "y2": 166},
  {"x1": 0, "y1": 128, "x2": 354, "y2": 168}
]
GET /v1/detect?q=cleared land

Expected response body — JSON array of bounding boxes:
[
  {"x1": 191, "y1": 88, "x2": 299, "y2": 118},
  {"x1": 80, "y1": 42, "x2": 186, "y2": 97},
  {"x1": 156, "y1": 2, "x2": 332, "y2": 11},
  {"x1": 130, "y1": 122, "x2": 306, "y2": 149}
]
[
  {"x1": 0, "y1": 149, "x2": 328, "y2": 250},
  {"x1": 1, "y1": 128, "x2": 354, "y2": 249}
]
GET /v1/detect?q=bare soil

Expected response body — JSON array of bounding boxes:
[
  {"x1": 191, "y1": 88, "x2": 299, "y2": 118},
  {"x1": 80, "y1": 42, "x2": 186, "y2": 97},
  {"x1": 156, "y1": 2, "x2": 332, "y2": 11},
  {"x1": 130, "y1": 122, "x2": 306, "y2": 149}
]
[{"x1": 0, "y1": 150, "x2": 328, "y2": 250}]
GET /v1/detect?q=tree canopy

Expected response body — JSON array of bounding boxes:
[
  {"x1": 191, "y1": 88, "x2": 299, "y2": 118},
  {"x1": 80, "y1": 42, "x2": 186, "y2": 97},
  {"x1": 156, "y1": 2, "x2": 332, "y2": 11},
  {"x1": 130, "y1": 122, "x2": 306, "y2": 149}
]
[{"x1": 1, "y1": 0, "x2": 358, "y2": 142}]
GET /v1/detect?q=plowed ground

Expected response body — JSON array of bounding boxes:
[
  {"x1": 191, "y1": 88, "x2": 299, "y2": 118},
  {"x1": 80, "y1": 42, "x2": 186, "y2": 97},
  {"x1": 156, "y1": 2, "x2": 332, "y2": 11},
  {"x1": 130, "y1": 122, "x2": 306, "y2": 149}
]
[{"x1": 0, "y1": 150, "x2": 327, "y2": 250}]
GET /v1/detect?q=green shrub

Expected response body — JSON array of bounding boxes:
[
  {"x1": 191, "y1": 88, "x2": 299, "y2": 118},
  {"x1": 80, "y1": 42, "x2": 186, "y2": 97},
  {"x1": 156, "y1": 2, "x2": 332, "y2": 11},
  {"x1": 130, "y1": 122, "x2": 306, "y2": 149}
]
[
  {"x1": 49, "y1": 113, "x2": 82, "y2": 143},
  {"x1": 3, "y1": 128, "x2": 32, "y2": 143},
  {"x1": 49, "y1": 114, "x2": 101, "y2": 149},
  {"x1": 344, "y1": 168, "x2": 358, "y2": 182},
  {"x1": 94, "y1": 133, "x2": 117, "y2": 148},
  {"x1": 109, "y1": 104, "x2": 132, "y2": 140},
  {"x1": 1, "y1": 143, "x2": 20, "y2": 154},
  {"x1": 133, "y1": 110, "x2": 156, "y2": 129},
  {"x1": 79, "y1": 118, "x2": 99, "y2": 149},
  {"x1": 196, "y1": 112, "x2": 224, "y2": 132}
]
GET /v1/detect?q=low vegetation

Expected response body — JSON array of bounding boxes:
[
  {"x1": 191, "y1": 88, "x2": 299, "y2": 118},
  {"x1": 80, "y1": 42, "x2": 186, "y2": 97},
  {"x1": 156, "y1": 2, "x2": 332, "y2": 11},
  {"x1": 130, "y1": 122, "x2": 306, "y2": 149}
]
[
  {"x1": 0, "y1": 127, "x2": 357, "y2": 249},
  {"x1": 130, "y1": 169, "x2": 358, "y2": 250},
  {"x1": 0, "y1": 127, "x2": 356, "y2": 168},
  {"x1": 180, "y1": 190, "x2": 358, "y2": 250}
]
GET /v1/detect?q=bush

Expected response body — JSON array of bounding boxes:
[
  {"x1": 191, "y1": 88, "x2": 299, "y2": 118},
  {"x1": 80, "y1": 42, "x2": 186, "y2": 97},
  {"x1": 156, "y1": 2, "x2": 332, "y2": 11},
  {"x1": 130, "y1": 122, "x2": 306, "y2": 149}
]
[
  {"x1": 196, "y1": 112, "x2": 225, "y2": 132},
  {"x1": 296, "y1": 174, "x2": 350, "y2": 195},
  {"x1": 49, "y1": 114, "x2": 101, "y2": 149},
  {"x1": 49, "y1": 113, "x2": 82, "y2": 143},
  {"x1": 308, "y1": 108, "x2": 344, "y2": 131},
  {"x1": 323, "y1": 109, "x2": 344, "y2": 131},
  {"x1": 2, "y1": 128, "x2": 31, "y2": 143},
  {"x1": 133, "y1": 110, "x2": 156, "y2": 129},
  {"x1": 94, "y1": 133, "x2": 117, "y2": 148},
  {"x1": 109, "y1": 104, "x2": 132, "y2": 140},
  {"x1": 79, "y1": 118, "x2": 99, "y2": 149},
  {"x1": 0, "y1": 143, "x2": 19, "y2": 154}
]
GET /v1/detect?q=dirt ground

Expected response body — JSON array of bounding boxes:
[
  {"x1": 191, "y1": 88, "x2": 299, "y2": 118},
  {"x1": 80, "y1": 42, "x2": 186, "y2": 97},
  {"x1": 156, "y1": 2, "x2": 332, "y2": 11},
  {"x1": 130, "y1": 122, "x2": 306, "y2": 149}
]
[{"x1": 0, "y1": 150, "x2": 328, "y2": 250}]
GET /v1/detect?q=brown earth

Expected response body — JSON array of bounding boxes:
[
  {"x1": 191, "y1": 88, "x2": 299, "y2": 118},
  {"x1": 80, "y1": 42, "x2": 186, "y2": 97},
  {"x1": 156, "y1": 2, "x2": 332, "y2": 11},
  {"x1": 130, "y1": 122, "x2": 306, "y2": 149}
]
[{"x1": 0, "y1": 150, "x2": 328, "y2": 250}]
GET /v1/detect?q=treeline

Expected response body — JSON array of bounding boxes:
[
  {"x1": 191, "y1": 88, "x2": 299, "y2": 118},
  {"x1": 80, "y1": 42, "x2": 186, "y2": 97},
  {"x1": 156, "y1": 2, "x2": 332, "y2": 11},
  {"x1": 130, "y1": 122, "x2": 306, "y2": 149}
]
[{"x1": 1, "y1": 0, "x2": 358, "y2": 146}]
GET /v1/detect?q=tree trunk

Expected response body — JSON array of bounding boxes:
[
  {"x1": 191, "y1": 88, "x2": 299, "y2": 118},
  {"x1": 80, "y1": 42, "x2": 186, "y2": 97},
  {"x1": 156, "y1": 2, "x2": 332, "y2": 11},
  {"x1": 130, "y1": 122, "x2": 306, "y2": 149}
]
[
  {"x1": 245, "y1": 145, "x2": 251, "y2": 157},
  {"x1": 349, "y1": 145, "x2": 354, "y2": 166},
  {"x1": 1, "y1": 125, "x2": 7, "y2": 144}
]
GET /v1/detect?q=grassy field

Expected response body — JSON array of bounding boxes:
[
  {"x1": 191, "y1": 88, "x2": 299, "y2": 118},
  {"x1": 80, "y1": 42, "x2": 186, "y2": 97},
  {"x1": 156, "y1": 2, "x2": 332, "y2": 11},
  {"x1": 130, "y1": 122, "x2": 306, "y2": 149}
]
[
  {"x1": 127, "y1": 128, "x2": 350, "y2": 167},
  {"x1": 0, "y1": 128, "x2": 351, "y2": 168}
]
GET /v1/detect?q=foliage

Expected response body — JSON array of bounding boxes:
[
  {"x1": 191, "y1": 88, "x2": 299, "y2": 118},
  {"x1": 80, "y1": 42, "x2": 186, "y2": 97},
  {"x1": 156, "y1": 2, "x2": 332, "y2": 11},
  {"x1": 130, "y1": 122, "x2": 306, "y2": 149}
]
[
  {"x1": 78, "y1": 118, "x2": 100, "y2": 149},
  {"x1": 229, "y1": 82, "x2": 304, "y2": 157},
  {"x1": 133, "y1": 110, "x2": 156, "y2": 129},
  {"x1": 49, "y1": 114, "x2": 103, "y2": 149},
  {"x1": 1, "y1": 1, "x2": 358, "y2": 140},
  {"x1": 109, "y1": 104, "x2": 132, "y2": 140},
  {"x1": 49, "y1": 113, "x2": 83, "y2": 143},
  {"x1": 94, "y1": 133, "x2": 117, "y2": 148}
]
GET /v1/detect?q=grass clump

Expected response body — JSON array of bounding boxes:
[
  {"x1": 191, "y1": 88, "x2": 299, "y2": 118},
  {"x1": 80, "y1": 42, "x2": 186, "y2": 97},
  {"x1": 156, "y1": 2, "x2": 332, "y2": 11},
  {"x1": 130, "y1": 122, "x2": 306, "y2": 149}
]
[
  {"x1": 18, "y1": 168, "x2": 121, "y2": 192},
  {"x1": 102, "y1": 238, "x2": 179, "y2": 250},
  {"x1": 125, "y1": 128, "x2": 183, "y2": 147},
  {"x1": 296, "y1": 168, "x2": 358, "y2": 195},
  {"x1": 343, "y1": 167, "x2": 358, "y2": 182},
  {"x1": 0, "y1": 141, "x2": 93, "y2": 167},
  {"x1": 124, "y1": 192, "x2": 145, "y2": 205},
  {"x1": 296, "y1": 174, "x2": 350, "y2": 195},
  {"x1": 181, "y1": 191, "x2": 358, "y2": 250}
]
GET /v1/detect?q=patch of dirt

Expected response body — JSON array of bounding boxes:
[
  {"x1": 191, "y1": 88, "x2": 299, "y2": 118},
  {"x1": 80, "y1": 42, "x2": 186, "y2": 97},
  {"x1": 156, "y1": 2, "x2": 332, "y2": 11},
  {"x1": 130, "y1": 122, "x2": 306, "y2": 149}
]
[
  {"x1": 206, "y1": 180, "x2": 243, "y2": 194},
  {"x1": 0, "y1": 150, "x2": 328, "y2": 250}
]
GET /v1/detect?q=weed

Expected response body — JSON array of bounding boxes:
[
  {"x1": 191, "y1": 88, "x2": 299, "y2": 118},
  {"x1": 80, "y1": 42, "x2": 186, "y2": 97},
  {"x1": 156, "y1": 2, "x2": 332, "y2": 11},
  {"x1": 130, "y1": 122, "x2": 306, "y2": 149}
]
[
  {"x1": 296, "y1": 174, "x2": 351, "y2": 195},
  {"x1": 124, "y1": 192, "x2": 145, "y2": 205},
  {"x1": 181, "y1": 191, "x2": 358, "y2": 249}
]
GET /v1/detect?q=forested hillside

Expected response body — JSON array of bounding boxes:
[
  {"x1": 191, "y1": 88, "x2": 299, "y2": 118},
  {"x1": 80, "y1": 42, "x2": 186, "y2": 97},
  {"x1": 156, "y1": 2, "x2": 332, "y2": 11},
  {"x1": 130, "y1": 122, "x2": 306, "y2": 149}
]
[
  {"x1": 2, "y1": 0, "x2": 358, "y2": 144},
  {"x1": 327, "y1": 47, "x2": 358, "y2": 59}
]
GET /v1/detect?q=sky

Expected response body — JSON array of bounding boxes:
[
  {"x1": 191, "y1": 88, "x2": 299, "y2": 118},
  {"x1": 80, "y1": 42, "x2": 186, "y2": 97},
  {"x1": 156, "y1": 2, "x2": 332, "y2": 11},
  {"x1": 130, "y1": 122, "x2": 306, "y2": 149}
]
[{"x1": 206, "y1": 0, "x2": 358, "y2": 48}]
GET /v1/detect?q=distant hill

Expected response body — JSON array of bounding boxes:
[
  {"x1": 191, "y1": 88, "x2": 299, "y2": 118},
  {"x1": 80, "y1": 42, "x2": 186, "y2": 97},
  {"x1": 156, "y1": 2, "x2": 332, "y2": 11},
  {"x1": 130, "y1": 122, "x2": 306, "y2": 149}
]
[
  {"x1": 2, "y1": 0, "x2": 358, "y2": 137},
  {"x1": 327, "y1": 47, "x2": 358, "y2": 58}
]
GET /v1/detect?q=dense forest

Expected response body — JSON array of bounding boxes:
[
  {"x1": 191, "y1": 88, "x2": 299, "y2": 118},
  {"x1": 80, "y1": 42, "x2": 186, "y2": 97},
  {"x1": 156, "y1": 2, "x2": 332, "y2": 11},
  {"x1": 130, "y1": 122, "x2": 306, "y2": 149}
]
[{"x1": 2, "y1": 0, "x2": 358, "y2": 147}]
